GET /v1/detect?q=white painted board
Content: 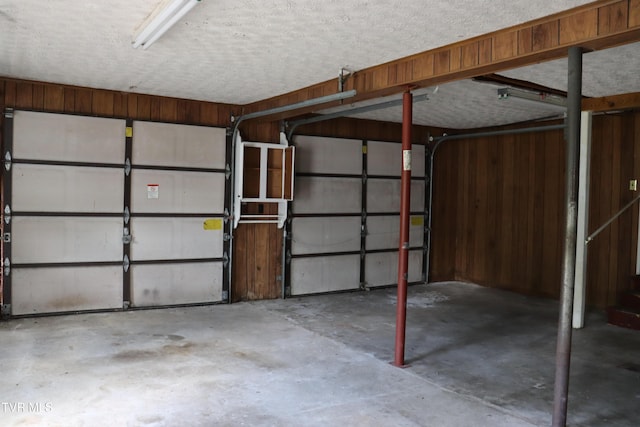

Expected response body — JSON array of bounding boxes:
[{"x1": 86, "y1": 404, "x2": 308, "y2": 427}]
[
  {"x1": 13, "y1": 111, "x2": 125, "y2": 164},
  {"x1": 366, "y1": 215, "x2": 424, "y2": 251},
  {"x1": 293, "y1": 177, "x2": 361, "y2": 214},
  {"x1": 132, "y1": 121, "x2": 226, "y2": 169},
  {"x1": 12, "y1": 164, "x2": 124, "y2": 212},
  {"x1": 130, "y1": 217, "x2": 223, "y2": 260},
  {"x1": 131, "y1": 170, "x2": 224, "y2": 213},
  {"x1": 290, "y1": 254, "x2": 360, "y2": 295},
  {"x1": 12, "y1": 266, "x2": 123, "y2": 315},
  {"x1": 12, "y1": 217, "x2": 123, "y2": 263},
  {"x1": 365, "y1": 250, "x2": 423, "y2": 287},
  {"x1": 367, "y1": 179, "x2": 424, "y2": 213},
  {"x1": 294, "y1": 135, "x2": 362, "y2": 174},
  {"x1": 131, "y1": 262, "x2": 222, "y2": 306},
  {"x1": 367, "y1": 141, "x2": 425, "y2": 177},
  {"x1": 291, "y1": 217, "x2": 361, "y2": 255}
]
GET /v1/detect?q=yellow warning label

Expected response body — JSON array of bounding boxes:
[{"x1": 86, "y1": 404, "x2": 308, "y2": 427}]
[
  {"x1": 125, "y1": 127, "x2": 133, "y2": 138},
  {"x1": 362, "y1": 145, "x2": 367, "y2": 154},
  {"x1": 203, "y1": 219, "x2": 223, "y2": 230},
  {"x1": 411, "y1": 216, "x2": 424, "y2": 226}
]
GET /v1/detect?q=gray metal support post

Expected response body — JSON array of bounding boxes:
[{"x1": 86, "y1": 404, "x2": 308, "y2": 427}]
[{"x1": 552, "y1": 46, "x2": 582, "y2": 427}]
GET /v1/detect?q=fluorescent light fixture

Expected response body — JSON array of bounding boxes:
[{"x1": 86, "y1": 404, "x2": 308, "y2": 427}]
[
  {"x1": 497, "y1": 87, "x2": 567, "y2": 108},
  {"x1": 132, "y1": 0, "x2": 201, "y2": 50}
]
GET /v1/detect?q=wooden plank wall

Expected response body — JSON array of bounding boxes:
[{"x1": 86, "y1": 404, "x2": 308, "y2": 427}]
[{"x1": 430, "y1": 112, "x2": 640, "y2": 309}]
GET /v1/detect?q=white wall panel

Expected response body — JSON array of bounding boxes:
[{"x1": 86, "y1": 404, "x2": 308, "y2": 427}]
[
  {"x1": 366, "y1": 215, "x2": 424, "y2": 251},
  {"x1": 290, "y1": 254, "x2": 360, "y2": 295},
  {"x1": 12, "y1": 111, "x2": 125, "y2": 164},
  {"x1": 130, "y1": 217, "x2": 223, "y2": 260},
  {"x1": 367, "y1": 179, "x2": 424, "y2": 213},
  {"x1": 12, "y1": 267, "x2": 123, "y2": 315},
  {"x1": 365, "y1": 250, "x2": 423, "y2": 287},
  {"x1": 367, "y1": 141, "x2": 425, "y2": 177},
  {"x1": 294, "y1": 135, "x2": 362, "y2": 174},
  {"x1": 131, "y1": 170, "x2": 224, "y2": 213},
  {"x1": 131, "y1": 262, "x2": 222, "y2": 306},
  {"x1": 132, "y1": 121, "x2": 226, "y2": 169},
  {"x1": 12, "y1": 217, "x2": 123, "y2": 263},
  {"x1": 293, "y1": 177, "x2": 361, "y2": 214},
  {"x1": 291, "y1": 217, "x2": 360, "y2": 255},
  {"x1": 12, "y1": 164, "x2": 124, "y2": 212}
]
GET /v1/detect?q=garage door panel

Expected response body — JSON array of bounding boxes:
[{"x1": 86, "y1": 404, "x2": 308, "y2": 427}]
[
  {"x1": 131, "y1": 170, "x2": 224, "y2": 213},
  {"x1": 365, "y1": 250, "x2": 423, "y2": 287},
  {"x1": 291, "y1": 217, "x2": 361, "y2": 255},
  {"x1": 12, "y1": 217, "x2": 123, "y2": 264},
  {"x1": 131, "y1": 262, "x2": 222, "y2": 307},
  {"x1": 290, "y1": 255, "x2": 360, "y2": 295},
  {"x1": 12, "y1": 111, "x2": 125, "y2": 164},
  {"x1": 130, "y1": 217, "x2": 223, "y2": 260},
  {"x1": 368, "y1": 141, "x2": 425, "y2": 177},
  {"x1": 132, "y1": 121, "x2": 226, "y2": 169},
  {"x1": 366, "y1": 216, "x2": 424, "y2": 251},
  {"x1": 293, "y1": 177, "x2": 361, "y2": 214},
  {"x1": 11, "y1": 266, "x2": 123, "y2": 315},
  {"x1": 367, "y1": 179, "x2": 425, "y2": 213},
  {"x1": 12, "y1": 164, "x2": 124, "y2": 212},
  {"x1": 294, "y1": 135, "x2": 362, "y2": 174}
]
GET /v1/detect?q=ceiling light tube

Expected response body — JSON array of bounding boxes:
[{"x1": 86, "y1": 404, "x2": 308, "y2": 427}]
[{"x1": 132, "y1": 0, "x2": 201, "y2": 50}]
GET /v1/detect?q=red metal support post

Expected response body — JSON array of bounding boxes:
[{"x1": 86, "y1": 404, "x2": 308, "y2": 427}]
[{"x1": 394, "y1": 90, "x2": 412, "y2": 367}]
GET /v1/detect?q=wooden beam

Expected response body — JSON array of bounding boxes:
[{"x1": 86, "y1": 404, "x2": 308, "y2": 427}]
[
  {"x1": 243, "y1": 0, "x2": 640, "y2": 121},
  {"x1": 582, "y1": 92, "x2": 640, "y2": 112}
]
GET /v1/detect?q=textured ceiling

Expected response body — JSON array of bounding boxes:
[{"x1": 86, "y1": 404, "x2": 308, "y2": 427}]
[{"x1": 0, "y1": 0, "x2": 637, "y2": 129}]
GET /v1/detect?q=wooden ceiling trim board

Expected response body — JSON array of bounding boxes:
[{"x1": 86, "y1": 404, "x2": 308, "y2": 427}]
[
  {"x1": 243, "y1": 0, "x2": 640, "y2": 121},
  {"x1": 582, "y1": 92, "x2": 640, "y2": 111}
]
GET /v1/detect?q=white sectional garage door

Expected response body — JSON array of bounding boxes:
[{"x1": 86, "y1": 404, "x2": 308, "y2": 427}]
[
  {"x1": 287, "y1": 135, "x2": 427, "y2": 296},
  {"x1": 129, "y1": 121, "x2": 226, "y2": 307},
  {"x1": 2, "y1": 110, "x2": 227, "y2": 316}
]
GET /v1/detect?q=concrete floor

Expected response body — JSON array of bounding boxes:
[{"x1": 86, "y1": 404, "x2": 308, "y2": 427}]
[{"x1": 1, "y1": 282, "x2": 638, "y2": 426}]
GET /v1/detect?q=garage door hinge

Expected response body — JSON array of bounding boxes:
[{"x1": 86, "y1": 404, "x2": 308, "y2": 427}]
[
  {"x1": 124, "y1": 207, "x2": 130, "y2": 225},
  {"x1": 223, "y1": 253, "x2": 229, "y2": 267},
  {"x1": 1, "y1": 304, "x2": 10, "y2": 318},
  {"x1": 4, "y1": 205, "x2": 10, "y2": 225},
  {"x1": 4, "y1": 109, "x2": 14, "y2": 119},
  {"x1": 3, "y1": 232, "x2": 10, "y2": 243},
  {"x1": 4, "y1": 151, "x2": 11, "y2": 171},
  {"x1": 123, "y1": 255, "x2": 130, "y2": 272},
  {"x1": 3, "y1": 257, "x2": 10, "y2": 276},
  {"x1": 225, "y1": 164, "x2": 231, "y2": 180},
  {"x1": 122, "y1": 227, "x2": 132, "y2": 244},
  {"x1": 124, "y1": 158, "x2": 131, "y2": 176}
]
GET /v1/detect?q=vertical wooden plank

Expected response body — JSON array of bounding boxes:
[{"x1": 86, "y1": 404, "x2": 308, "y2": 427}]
[
  {"x1": 450, "y1": 46, "x2": 463, "y2": 71},
  {"x1": 113, "y1": 92, "x2": 128, "y2": 118},
  {"x1": 159, "y1": 98, "x2": 178, "y2": 122},
  {"x1": 607, "y1": 115, "x2": 622, "y2": 306},
  {"x1": 127, "y1": 94, "x2": 139, "y2": 120},
  {"x1": 64, "y1": 87, "x2": 76, "y2": 112},
  {"x1": 485, "y1": 136, "x2": 500, "y2": 283},
  {"x1": 177, "y1": 99, "x2": 201, "y2": 124},
  {"x1": 136, "y1": 94, "x2": 152, "y2": 120},
  {"x1": 43, "y1": 85, "x2": 64, "y2": 112},
  {"x1": 471, "y1": 139, "x2": 485, "y2": 281},
  {"x1": 92, "y1": 90, "x2": 114, "y2": 116},
  {"x1": 518, "y1": 27, "x2": 533, "y2": 54},
  {"x1": 32, "y1": 83, "x2": 45, "y2": 111},
  {"x1": 532, "y1": 21, "x2": 559, "y2": 51},
  {"x1": 460, "y1": 42, "x2": 478, "y2": 69},
  {"x1": 598, "y1": 1, "x2": 629, "y2": 35},
  {"x1": 434, "y1": 50, "x2": 451, "y2": 75},
  {"x1": 199, "y1": 103, "x2": 219, "y2": 126},
  {"x1": 493, "y1": 31, "x2": 518, "y2": 61},
  {"x1": 4, "y1": 80, "x2": 17, "y2": 107},
  {"x1": 232, "y1": 225, "x2": 248, "y2": 302},
  {"x1": 75, "y1": 87, "x2": 93, "y2": 114},
  {"x1": 16, "y1": 81, "x2": 33, "y2": 109},
  {"x1": 150, "y1": 98, "x2": 162, "y2": 121},
  {"x1": 499, "y1": 135, "x2": 516, "y2": 287},
  {"x1": 631, "y1": 0, "x2": 640, "y2": 27},
  {"x1": 412, "y1": 54, "x2": 434, "y2": 80},
  {"x1": 478, "y1": 38, "x2": 492, "y2": 65},
  {"x1": 559, "y1": 9, "x2": 598, "y2": 45}
]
